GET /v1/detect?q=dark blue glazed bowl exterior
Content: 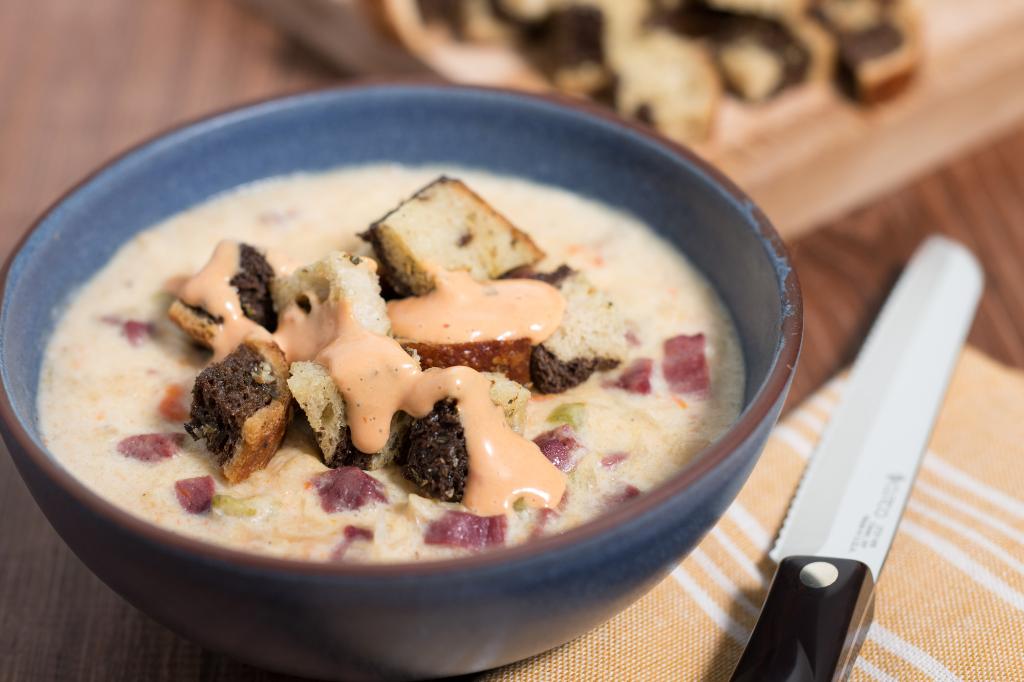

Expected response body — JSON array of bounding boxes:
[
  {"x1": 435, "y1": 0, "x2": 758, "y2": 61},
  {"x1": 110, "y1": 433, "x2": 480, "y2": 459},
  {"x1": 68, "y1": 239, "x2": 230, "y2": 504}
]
[{"x1": 0, "y1": 84, "x2": 801, "y2": 681}]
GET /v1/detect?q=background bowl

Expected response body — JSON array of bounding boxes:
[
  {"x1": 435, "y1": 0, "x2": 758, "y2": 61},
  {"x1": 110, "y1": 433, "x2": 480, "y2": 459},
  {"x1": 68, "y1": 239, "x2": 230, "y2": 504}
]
[{"x1": 0, "y1": 84, "x2": 800, "y2": 681}]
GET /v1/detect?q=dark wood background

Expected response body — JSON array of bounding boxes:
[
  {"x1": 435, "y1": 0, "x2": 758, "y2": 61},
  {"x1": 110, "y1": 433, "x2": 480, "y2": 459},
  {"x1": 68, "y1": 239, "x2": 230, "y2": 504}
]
[{"x1": 1, "y1": 1, "x2": 1022, "y2": 680}]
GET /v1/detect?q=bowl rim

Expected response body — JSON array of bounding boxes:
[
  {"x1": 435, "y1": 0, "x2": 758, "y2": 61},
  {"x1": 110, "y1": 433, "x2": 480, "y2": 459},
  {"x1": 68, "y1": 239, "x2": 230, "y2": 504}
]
[{"x1": 0, "y1": 80, "x2": 802, "y2": 578}]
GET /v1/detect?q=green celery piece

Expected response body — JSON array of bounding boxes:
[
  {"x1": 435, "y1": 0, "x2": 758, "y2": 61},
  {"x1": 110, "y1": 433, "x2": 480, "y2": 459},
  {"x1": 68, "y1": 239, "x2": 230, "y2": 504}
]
[
  {"x1": 547, "y1": 402, "x2": 586, "y2": 429},
  {"x1": 212, "y1": 494, "x2": 258, "y2": 518}
]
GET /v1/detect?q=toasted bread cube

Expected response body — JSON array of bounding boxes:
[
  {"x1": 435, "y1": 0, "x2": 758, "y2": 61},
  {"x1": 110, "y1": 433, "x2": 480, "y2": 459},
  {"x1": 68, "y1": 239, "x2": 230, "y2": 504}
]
[
  {"x1": 531, "y1": 270, "x2": 628, "y2": 393},
  {"x1": 493, "y1": 0, "x2": 555, "y2": 24},
  {"x1": 402, "y1": 372, "x2": 532, "y2": 501},
  {"x1": 541, "y1": 0, "x2": 649, "y2": 96},
  {"x1": 815, "y1": 0, "x2": 920, "y2": 104},
  {"x1": 713, "y1": 15, "x2": 835, "y2": 102},
  {"x1": 402, "y1": 338, "x2": 534, "y2": 385},
  {"x1": 612, "y1": 31, "x2": 721, "y2": 143},
  {"x1": 417, "y1": 0, "x2": 518, "y2": 42},
  {"x1": 168, "y1": 300, "x2": 219, "y2": 349},
  {"x1": 705, "y1": 0, "x2": 811, "y2": 18},
  {"x1": 288, "y1": 361, "x2": 412, "y2": 470},
  {"x1": 483, "y1": 371, "x2": 531, "y2": 434},
  {"x1": 185, "y1": 338, "x2": 292, "y2": 483},
  {"x1": 271, "y1": 251, "x2": 390, "y2": 336},
  {"x1": 169, "y1": 243, "x2": 277, "y2": 349},
  {"x1": 360, "y1": 177, "x2": 544, "y2": 296}
]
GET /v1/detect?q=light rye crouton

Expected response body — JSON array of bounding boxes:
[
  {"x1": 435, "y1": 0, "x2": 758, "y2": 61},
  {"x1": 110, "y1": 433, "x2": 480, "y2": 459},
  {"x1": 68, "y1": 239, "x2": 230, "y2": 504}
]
[
  {"x1": 288, "y1": 361, "x2": 412, "y2": 470},
  {"x1": 360, "y1": 177, "x2": 544, "y2": 297},
  {"x1": 530, "y1": 270, "x2": 628, "y2": 393},
  {"x1": 271, "y1": 251, "x2": 390, "y2": 337},
  {"x1": 612, "y1": 31, "x2": 721, "y2": 143},
  {"x1": 483, "y1": 371, "x2": 531, "y2": 434}
]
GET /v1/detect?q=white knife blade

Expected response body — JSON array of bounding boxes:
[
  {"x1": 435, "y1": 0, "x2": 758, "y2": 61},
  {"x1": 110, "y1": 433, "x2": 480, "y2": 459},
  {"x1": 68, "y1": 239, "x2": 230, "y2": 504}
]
[{"x1": 770, "y1": 236, "x2": 983, "y2": 578}]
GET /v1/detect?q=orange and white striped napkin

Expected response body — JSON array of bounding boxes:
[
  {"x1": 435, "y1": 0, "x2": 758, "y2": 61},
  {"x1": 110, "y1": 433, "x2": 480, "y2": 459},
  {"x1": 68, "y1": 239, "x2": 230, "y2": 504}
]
[{"x1": 485, "y1": 347, "x2": 1024, "y2": 680}]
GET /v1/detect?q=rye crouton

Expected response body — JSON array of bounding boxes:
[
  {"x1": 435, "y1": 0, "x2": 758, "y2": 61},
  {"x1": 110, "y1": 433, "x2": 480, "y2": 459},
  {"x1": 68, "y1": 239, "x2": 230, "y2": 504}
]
[
  {"x1": 184, "y1": 338, "x2": 291, "y2": 483},
  {"x1": 545, "y1": 3, "x2": 610, "y2": 95},
  {"x1": 288, "y1": 361, "x2": 412, "y2": 470},
  {"x1": 814, "y1": 0, "x2": 920, "y2": 104},
  {"x1": 530, "y1": 269, "x2": 628, "y2": 393},
  {"x1": 359, "y1": 177, "x2": 544, "y2": 297},
  {"x1": 402, "y1": 372, "x2": 531, "y2": 502},
  {"x1": 402, "y1": 338, "x2": 534, "y2": 385},
  {"x1": 169, "y1": 243, "x2": 277, "y2": 349},
  {"x1": 704, "y1": 0, "x2": 811, "y2": 18},
  {"x1": 712, "y1": 16, "x2": 834, "y2": 102},
  {"x1": 612, "y1": 30, "x2": 721, "y2": 143},
  {"x1": 271, "y1": 251, "x2": 390, "y2": 337},
  {"x1": 417, "y1": 0, "x2": 519, "y2": 43}
]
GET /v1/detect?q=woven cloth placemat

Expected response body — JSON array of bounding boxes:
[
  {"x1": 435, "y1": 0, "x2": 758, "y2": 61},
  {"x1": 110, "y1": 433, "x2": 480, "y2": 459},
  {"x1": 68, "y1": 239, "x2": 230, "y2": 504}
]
[{"x1": 484, "y1": 347, "x2": 1024, "y2": 680}]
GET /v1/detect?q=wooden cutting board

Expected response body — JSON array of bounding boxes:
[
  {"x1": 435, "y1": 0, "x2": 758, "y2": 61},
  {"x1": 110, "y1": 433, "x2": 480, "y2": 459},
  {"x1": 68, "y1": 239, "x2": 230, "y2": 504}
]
[{"x1": 241, "y1": 0, "x2": 1024, "y2": 237}]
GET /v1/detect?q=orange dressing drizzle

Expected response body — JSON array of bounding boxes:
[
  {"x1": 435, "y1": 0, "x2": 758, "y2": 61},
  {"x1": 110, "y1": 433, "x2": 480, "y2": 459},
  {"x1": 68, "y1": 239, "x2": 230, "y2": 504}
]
[
  {"x1": 178, "y1": 247, "x2": 565, "y2": 514},
  {"x1": 316, "y1": 301, "x2": 565, "y2": 514},
  {"x1": 387, "y1": 267, "x2": 565, "y2": 344},
  {"x1": 273, "y1": 295, "x2": 344, "y2": 363},
  {"x1": 178, "y1": 240, "x2": 270, "y2": 360}
]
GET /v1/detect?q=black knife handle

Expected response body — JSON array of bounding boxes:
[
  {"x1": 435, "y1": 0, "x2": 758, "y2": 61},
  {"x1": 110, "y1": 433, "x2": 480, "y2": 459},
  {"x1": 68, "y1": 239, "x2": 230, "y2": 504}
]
[{"x1": 730, "y1": 556, "x2": 875, "y2": 682}]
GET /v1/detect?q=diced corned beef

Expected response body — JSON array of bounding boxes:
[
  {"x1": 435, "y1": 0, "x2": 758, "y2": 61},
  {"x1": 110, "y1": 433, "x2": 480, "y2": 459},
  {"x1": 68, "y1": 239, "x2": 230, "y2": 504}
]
[
  {"x1": 424, "y1": 511, "x2": 507, "y2": 549},
  {"x1": 116, "y1": 433, "x2": 185, "y2": 462},
  {"x1": 663, "y1": 333, "x2": 710, "y2": 396},
  {"x1": 312, "y1": 467, "x2": 387, "y2": 513},
  {"x1": 605, "y1": 358, "x2": 653, "y2": 394},
  {"x1": 175, "y1": 476, "x2": 215, "y2": 514},
  {"x1": 600, "y1": 452, "x2": 630, "y2": 468},
  {"x1": 123, "y1": 320, "x2": 154, "y2": 346},
  {"x1": 344, "y1": 525, "x2": 374, "y2": 542},
  {"x1": 607, "y1": 484, "x2": 641, "y2": 506},
  {"x1": 331, "y1": 525, "x2": 375, "y2": 561},
  {"x1": 158, "y1": 384, "x2": 190, "y2": 422},
  {"x1": 100, "y1": 315, "x2": 153, "y2": 346},
  {"x1": 533, "y1": 425, "x2": 582, "y2": 472}
]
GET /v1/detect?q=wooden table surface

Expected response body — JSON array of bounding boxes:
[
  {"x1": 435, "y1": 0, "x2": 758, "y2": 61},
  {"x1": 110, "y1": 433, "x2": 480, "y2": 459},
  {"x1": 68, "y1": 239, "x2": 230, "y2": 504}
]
[{"x1": 1, "y1": 1, "x2": 1022, "y2": 680}]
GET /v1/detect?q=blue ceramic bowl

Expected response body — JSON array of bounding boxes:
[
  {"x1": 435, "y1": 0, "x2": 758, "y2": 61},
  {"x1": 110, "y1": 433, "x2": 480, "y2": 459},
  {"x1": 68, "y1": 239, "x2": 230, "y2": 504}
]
[{"x1": 0, "y1": 84, "x2": 800, "y2": 680}]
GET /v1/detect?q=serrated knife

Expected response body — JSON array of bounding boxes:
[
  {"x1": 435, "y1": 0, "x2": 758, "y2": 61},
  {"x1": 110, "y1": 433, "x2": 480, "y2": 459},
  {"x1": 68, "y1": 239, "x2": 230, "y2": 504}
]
[{"x1": 730, "y1": 236, "x2": 983, "y2": 682}]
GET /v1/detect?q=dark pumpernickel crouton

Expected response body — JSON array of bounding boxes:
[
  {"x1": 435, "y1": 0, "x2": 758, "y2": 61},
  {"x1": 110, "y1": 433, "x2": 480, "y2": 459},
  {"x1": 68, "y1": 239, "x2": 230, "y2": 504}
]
[
  {"x1": 169, "y1": 242, "x2": 279, "y2": 350},
  {"x1": 416, "y1": 0, "x2": 462, "y2": 27},
  {"x1": 501, "y1": 263, "x2": 575, "y2": 288},
  {"x1": 230, "y1": 243, "x2": 277, "y2": 331},
  {"x1": 530, "y1": 345, "x2": 608, "y2": 394},
  {"x1": 813, "y1": 0, "x2": 920, "y2": 104},
  {"x1": 185, "y1": 339, "x2": 291, "y2": 483},
  {"x1": 330, "y1": 426, "x2": 410, "y2": 471},
  {"x1": 543, "y1": 4, "x2": 611, "y2": 96},
  {"x1": 402, "y1": 399, "x2": 469, "y2": 503},
  {"x1": 548, "y1": 5, "x2": 604, "y2": 69}
]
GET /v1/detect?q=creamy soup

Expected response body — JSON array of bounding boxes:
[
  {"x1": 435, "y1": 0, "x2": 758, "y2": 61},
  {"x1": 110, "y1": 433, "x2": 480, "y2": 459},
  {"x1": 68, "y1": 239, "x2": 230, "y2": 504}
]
[{"x1": 37, "y1": 165, "x2": 744, "y2": 563}]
